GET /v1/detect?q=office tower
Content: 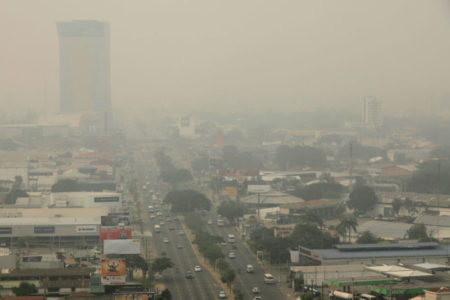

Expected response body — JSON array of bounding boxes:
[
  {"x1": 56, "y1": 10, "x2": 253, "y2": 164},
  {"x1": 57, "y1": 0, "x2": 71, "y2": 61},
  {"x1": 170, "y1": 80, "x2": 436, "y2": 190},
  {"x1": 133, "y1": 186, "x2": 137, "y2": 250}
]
[
  {"x1": 363, "y1": 96, "x2": 382, "y2": 126},
  {"x1": 56, "y1": 20, "x2": 111, "y2": 120}
]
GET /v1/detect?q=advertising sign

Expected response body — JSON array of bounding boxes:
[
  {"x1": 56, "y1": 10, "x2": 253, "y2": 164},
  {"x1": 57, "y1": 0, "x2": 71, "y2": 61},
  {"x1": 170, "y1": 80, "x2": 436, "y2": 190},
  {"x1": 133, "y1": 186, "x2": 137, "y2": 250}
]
[
  {"x1": 101, "y1": 214, "x2": 130, "y2": 226},
  {"x1": 101, "y1": 258, "x2": 126, "y2": 285},
  {"x1": 100, "y1": 227, "x2": 132, "y2": 242},
  {"x1": 104, "y1": 239, "x2": 141, "y2": 255},
  {"x1": 223, "y1": 186, "x2": 238, "y2": 196},
  {"x1": 113, "y1": 292, "x2": 155, "y2": 300},
  {"x1": 76, "y1": 226, "x2": 97, "y2": 233},
  {"x1": 95, "y1": 196, "x2": 120, "y2": 203},
  {"x1": 34, "y1": 226, "x2": 55, "y2": 234},
  {"x1": 247, "y1": 185, "x2": 271, "y2": 194}
]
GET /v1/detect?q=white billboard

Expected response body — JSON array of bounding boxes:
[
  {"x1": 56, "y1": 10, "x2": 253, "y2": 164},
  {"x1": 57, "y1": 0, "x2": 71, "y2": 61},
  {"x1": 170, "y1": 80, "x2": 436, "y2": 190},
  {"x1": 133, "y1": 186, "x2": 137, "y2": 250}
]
[
  {"x1": 247, "y1": 185, "x2": 271, "y2": 193},
  {"x1": 104, "y1": 239, "x2": 141, "y2": 255}
]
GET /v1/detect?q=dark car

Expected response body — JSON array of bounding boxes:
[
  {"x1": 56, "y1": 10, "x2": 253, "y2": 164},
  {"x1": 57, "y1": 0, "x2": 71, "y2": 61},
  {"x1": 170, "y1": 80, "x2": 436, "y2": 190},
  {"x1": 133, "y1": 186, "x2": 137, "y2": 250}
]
[{"x1": 185, "y1": 271, "x2": 194, "y2": 279}]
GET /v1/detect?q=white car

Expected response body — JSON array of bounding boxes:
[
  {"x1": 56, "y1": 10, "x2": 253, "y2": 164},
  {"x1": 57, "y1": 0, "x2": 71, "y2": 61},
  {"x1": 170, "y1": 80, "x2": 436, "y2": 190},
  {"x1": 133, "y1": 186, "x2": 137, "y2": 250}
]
[
  {"x1": 218, "y1": 291, "x2": 226, "y2": 299},
  {"x1": 194, "y1": 265, "x2": 202, "y2": 272},
  {"x1": 253, "y1": 297, "x2": 262, "y2": 300},
  {"x1": 207, "y1": 220, "x2": 213, "y2": 225},
  {"x1": 252, "y1": 287, "x2": 259, "y2": 294},
  {"x1": 228, "y1": 252, "x2": 236, "y2": 259},
  {"x1": 178, "y1": 230, "x2": 185, "y2": 235},
  {"x1": 163, "y1": 237, "x2": 169, "y2": 243}
]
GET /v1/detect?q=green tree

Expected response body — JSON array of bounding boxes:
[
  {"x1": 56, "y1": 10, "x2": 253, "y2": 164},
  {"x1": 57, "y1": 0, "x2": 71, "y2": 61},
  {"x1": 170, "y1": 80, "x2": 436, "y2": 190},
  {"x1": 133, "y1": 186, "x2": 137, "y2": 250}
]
[
  {"x1": 159, "y1": 288, "x2": 172, "y2": 300},
  {"x1": 164, "y1": 190, "x2": 211, "y2": 214},
  {"x1": 221, "y1": 268, "x2": 236, "y2": 287},
  {"x1": 290, "y1": 223, "x2": 338, "y2": 249},
  {"x1": 407, "y1": 223, "x2": 433, "y2": 241},
  {"x1": 357, "y1": 231, "x2": 378, "y2": 244},
  {"x1": 160, "y1": 168, "x2": 193, "y2": 187},
  {"x1": 300, "y1": 210, "x2": 323, "y2": 229},
  {"x1": 337, "y1": 214, "x2": 358, "y2": 243},
  {"x1": 392, "y1": 198, "x2": 402, "y2": 215},
  {"x1": 347, "y1": 185, "x2": 378, "y2": 213},
  {"x1": 151, "y1": 257, "x2": 174, "y2": 274},
  {"x1": 217, "y1": 200, "x2": 245, "y2": 225},
  {"x1": 12, "y1": 282, "x2": 38, "y2": 296}
]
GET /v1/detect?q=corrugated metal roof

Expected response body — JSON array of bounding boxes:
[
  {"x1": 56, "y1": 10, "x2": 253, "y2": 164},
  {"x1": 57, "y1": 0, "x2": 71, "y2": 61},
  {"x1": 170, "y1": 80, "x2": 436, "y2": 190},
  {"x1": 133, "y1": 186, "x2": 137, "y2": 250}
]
[
  {"x1": 0, "y1": 216, "x2": 100, "y2": 225},
  {"x1": 336, "y1": 242, "x2": 438, "y2": 251},
  {"x1": 315, "y1": 244, "x2": 450, "y2": 260}
]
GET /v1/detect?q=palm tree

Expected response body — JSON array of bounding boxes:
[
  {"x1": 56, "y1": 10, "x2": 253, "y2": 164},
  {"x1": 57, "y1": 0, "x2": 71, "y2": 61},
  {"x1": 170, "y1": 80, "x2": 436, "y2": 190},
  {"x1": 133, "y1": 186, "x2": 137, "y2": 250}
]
[{"x1": 337, "y1": 214, "x2": 358, "y2": 243}]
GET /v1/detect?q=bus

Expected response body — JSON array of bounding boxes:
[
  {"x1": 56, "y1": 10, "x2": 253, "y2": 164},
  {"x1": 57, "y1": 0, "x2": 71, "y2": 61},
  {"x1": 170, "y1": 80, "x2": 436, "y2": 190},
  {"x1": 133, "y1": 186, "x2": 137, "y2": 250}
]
[
  {"x1": 227, "y1": 234, "x2": 236, "y2": 243},
  {"x1": 154, "y1": 224, "x2": 160, "y2": 233},
  {"x1": 217, "y1": 219, "x2": 225, "y2": 227},
  {"x1": 263, "y1": 273, "x2": 275, "y2": 284}
]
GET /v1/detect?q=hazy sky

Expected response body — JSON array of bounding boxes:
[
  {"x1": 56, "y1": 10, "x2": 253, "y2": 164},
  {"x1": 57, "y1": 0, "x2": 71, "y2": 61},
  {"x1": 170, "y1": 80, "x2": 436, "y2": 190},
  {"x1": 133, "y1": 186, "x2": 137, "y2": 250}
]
[{"x1": 1, "y1": 0, "x2": 450, "y2": 118}]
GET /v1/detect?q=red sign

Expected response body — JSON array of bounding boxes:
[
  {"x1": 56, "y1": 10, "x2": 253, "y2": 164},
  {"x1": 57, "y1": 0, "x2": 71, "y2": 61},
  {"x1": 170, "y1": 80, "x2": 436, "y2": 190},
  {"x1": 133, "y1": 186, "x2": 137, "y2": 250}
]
[{"x1": 100, "y1": 227, "x2": 132, "y2": 242}]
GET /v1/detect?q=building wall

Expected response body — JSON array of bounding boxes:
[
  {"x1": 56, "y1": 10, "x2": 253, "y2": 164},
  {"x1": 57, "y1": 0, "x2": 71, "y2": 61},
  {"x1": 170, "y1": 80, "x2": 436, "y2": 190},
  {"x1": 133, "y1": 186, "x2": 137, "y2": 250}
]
[{"x1": 57, "y1": 21, "x2": 111, "y2": 119}]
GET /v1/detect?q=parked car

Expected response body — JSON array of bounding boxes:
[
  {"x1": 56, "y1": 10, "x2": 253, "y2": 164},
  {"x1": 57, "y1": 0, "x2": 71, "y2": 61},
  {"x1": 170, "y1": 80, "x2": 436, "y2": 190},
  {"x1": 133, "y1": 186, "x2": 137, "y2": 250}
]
[{"x1": 218, "y1": 290, "x2": 226, "y2": 298}]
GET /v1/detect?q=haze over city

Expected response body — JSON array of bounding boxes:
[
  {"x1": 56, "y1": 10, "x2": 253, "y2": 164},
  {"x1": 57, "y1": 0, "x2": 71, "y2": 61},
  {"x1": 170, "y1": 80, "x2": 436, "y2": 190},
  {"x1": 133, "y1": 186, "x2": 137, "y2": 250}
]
[{"x1": 2, "y1": 0, "x2": 450, "y2": 120}]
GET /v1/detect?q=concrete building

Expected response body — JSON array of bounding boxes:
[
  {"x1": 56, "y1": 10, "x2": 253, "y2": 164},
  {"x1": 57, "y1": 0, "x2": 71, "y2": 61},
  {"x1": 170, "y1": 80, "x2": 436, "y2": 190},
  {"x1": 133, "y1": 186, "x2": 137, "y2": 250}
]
[
  {"x1": 56, "y1": 20, "x2": 111, "y2": 123},
  {"x1": 363, "y1": 96, "x2": 382, "y2": 126}
]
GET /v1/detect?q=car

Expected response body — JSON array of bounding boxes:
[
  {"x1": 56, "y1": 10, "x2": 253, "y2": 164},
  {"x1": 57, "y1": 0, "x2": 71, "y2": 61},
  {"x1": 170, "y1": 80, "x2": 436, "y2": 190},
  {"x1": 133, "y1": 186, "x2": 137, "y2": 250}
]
[
  {"x1": 207, "y1": 220, "x2": 213, "y2": 225},
  {"x1": 150, "y1": 214, "x2": 155, "y2": 219},
  {"x1": 176, "y1": 244, "x2": 184, "y2": 249},
  {"x1": 247, "y1": 264, "x2": 254, "y2": 273},
  {"x1": 220, "y1": 241, "x2": 227, "y2": 246},
  {"x1": 161, "y1": 251, "x2": 167, "y2": 256},
  {"x1": 178, "y1": 230, "x2": 185, "y2": 235},
  {"x1": 194, "y1": 265, "x2": 202, "y2": 272},
  {"x1": 169, "y1": 226, "x2": 175, "y2": 231},
  {"x1": 252, "y1": 287, "x2": 259, "y2": 294},
  {"x1": 253, "y1": 297, "x2": 262, "y2": 300},
  {"x1": 156, "y1": 212, "x2": 162, "y2": 216},
  {"x1": 185, "y1": 271, "x2": 194, "y2": 279},
  {"x1": 163, "y1": 237, "x2": 169, "y2": 243},
  {"x1": 159, "y1": 221, "x2": 165, "y2": 226},
  {"x1": 228, "y1": 252, "x2": 236, "y2": 259},
  {"x1": 218, "y1": 290, "x2": 226, "y2": 298}
]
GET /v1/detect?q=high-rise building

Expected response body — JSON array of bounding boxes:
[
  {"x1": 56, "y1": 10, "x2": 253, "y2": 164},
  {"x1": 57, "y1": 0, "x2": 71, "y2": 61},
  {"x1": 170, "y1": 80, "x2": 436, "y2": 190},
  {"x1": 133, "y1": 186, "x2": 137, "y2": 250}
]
[
  {"x1": 362, "y1": 96, "x2": 382, "y2": 126},
  {"x1": 56, "y1": 20, "x2": 111, "y2": 120}
]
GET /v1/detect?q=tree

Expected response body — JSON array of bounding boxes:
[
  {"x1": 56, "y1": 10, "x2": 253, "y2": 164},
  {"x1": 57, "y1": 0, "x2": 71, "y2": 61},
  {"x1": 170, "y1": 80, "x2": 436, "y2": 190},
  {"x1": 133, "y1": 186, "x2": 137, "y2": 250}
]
[
  {"x1": 12, "y1": 282, "x2": 38, "y2": 296},
  {"x1": 300, "y1": 210, "x2": 323, "y2": 229},
  {"x1": 151, "y1": 257, "x2": 174, "y2": 274},
  {"x1": 160, "y1": 168, "x2": 193, "y2": 187},
  {"x1": 159, "y1": 288, "x2": 172, "y2": 300},
  {"x1": 290, "y1": 223, "x2": 338, "y2": 249},
  {"x1": 221, "y1": 268, "x2": 236, "y2": 287},
  {"x1": 51, "y1": 178, "x2": 79, "y2": 192},
  {"x1": 347, "y1": 185, "x2": 378, "y2": 213},
  {"x1": 392, "y1": 198, "x2": 402, "y2": 216},
  {"x1": 217, "y1": 200, "x2": 245, "y2": 225},
  {"x1": 407, "y1": 223, "x2": 433, "y2": 241},
  {"x1": 164, "y1": 190, "x2": 211, "y2": 214},
  {"x1": 275, "y1": 145, "x2": 326, "y2": 170},
  {"x1": 337, "y1": 214, "x2": 358, "y2": 243},
  {"x1": 126, "y1": 255, "x2": 149, "y2": 279},
  {"x1": 357, "y1": 231, "x2": 378, "y2": 244}
]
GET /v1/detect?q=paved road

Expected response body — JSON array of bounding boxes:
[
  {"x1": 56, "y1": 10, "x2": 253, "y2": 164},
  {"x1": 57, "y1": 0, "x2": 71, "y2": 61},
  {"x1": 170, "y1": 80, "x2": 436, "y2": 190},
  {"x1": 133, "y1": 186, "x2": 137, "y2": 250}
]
[
  {"x1": 203, "y1": 210, "x2": 287, "y2": 300},
  {"x1": 132, "y1": 150, "x2": 224, "y2": 300}
]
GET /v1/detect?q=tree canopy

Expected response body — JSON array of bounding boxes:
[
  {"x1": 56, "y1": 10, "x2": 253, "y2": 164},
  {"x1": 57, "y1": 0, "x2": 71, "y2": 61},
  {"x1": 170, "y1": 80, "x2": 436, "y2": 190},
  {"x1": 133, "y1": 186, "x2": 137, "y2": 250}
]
[
  {"x1": 151, "y1": 257, "x2": 174, "y2": 274},
  {"x1": 290, "y1": 223, "x2": 338, "y2": 249},
  {"x1": 12, "y1": 282, "x2": 38, "y2": 296},
  {"x1": 291, "y1": 182, "x2": 344, "y2": 200},
  {"x1": 217, "y1": 200, "x2": 245, "y2": 224},
  {"x1": 336, "y1": 214, "x2": 358, "y2": 243},
  {"x1": 275, "y1": 145, "x2": 326, "y2": 170},
  {"x1": 163, "y1": 189, "x2": 211, "y2": 213},
  {"x1": 357, "y1": 231, "x2": 378, "y2": 244},
  {"x1": 160, "y1": 168, "x2": 193, "y2": 186},
  {"x1": 407, "y1": 223, "x2": 435, "y2": 242},
  {"x1": 347, "y1": 185, "x2": 378, "y2": 213}
]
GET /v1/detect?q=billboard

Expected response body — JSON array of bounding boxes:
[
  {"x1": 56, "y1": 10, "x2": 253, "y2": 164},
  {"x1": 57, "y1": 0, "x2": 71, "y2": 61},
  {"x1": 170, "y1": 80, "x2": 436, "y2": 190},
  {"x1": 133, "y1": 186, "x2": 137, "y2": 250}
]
[
  {"x1": 223, "y1": 186, "x2": 238, "y2": 196},
  {"x1": 247, "y1": 185, "x2": 271, "y2": 193},
  {"x1": 76, "y1": 225, "x2": 97, "y2": 233},
  {"x1": 113, "y1": 292, "x2": 155, "y2": 300},
  {"x1": 100, "y1": 227, "x2": 132, "y2": 242},
  {"x1": 101, "y1": 258, "x2": 126, "y2": 285},
  {"x1": 101, "y1": 214, "x2": 130, "y2": 226},
  {"x1": 104, "y1": 239, "x2": 141, "y2": 255}
]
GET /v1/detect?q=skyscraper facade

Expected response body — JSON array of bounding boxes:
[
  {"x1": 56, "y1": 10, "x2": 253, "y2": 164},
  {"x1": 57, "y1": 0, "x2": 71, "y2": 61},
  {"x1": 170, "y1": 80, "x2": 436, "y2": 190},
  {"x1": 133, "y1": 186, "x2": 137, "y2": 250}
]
[
  {"x1": 363, "y1": 96, "x2": 382, "y2": 126},
  {"x1": 57, "y1": 20, "x2": 111, "y2": 119}
]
